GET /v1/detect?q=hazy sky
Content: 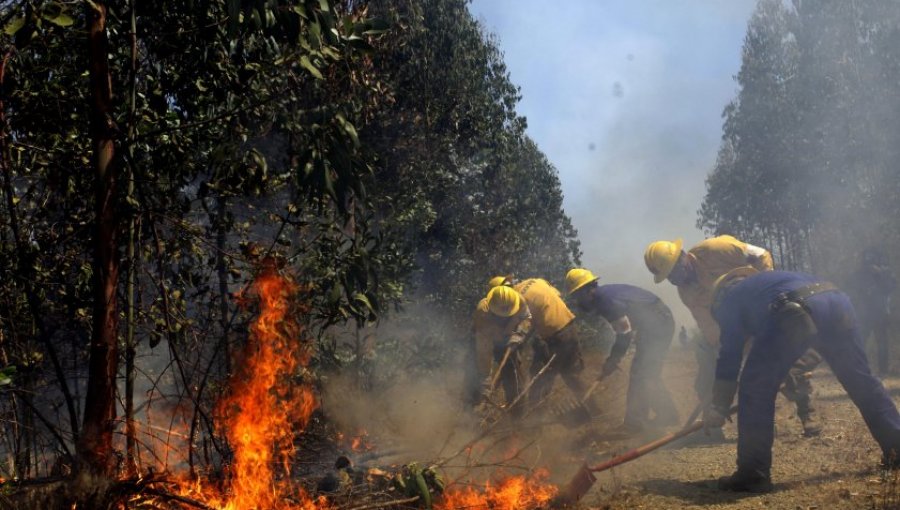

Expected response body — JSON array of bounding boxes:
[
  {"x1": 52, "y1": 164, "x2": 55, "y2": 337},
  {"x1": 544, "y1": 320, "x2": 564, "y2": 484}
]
[{"x1": 469, "y1": 0, "x2": 759, "y2": 324}]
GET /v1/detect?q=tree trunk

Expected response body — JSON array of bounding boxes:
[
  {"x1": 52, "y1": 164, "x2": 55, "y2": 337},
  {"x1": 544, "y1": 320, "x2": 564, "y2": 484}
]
[
  {"x1": 78, "y1": 0, "x2": 120, "y2": 476},
  {"x1": 124, "y1": 0, "x2": 139, "y2": 477}
]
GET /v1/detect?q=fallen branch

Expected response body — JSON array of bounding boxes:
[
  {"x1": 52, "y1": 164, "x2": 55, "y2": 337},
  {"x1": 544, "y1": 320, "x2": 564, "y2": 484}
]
[
  {"x1": 345, "y1": 495, "x2": 420, "y2": 510},
  {"x1": 504, "y1": 354, "x2": 556, "y2": 412},
  {"x1": 140, "y1": 487, "x2": 215, "y2": 510}
]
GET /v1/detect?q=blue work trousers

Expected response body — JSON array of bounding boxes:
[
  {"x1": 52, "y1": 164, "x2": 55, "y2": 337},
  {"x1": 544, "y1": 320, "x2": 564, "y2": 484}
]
[
  {"x1": 737, "y1": 291, "x2": 900, "y2": 476},
  {"x1": 625, "y1": 301, "x2": 679, "y2": 427}
]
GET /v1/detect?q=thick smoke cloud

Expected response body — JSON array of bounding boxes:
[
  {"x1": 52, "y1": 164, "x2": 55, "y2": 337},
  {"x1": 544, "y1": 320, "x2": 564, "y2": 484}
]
[{"x1": 469, "y1": 0, "x2": 757, "y2": 324}]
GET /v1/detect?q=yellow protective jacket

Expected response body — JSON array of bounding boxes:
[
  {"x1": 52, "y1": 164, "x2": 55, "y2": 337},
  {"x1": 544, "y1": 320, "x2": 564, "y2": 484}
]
[
  {"x1": 677, "y1": 235, "x2": 774, "y2": 347},
  {"x1": 514, "y1": 278, "x2": 575, "y2": 340},
  {"x1": 472, "y1": 297, "x2": 532, "y2": 378}
]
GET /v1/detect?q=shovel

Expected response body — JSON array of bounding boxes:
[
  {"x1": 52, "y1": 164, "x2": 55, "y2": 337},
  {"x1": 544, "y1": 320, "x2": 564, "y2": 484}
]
[{"x1": 553, "y1": 405, "x2": 738, "y2": 505}]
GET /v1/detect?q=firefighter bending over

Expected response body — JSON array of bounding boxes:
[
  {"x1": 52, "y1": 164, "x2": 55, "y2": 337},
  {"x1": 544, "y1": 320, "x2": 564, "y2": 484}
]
[
  {"x1": 644, "y1": 235, "x2": 822, "y2": 437},
  {"x1": 705, "y1": 268, "x2": 900, "y2": 492},
  {"x1": 566, "y1": 268, "x2": 679, "y2": 433}
]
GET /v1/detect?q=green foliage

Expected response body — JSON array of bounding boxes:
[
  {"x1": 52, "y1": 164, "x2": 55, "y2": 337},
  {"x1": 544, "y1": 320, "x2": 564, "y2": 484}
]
[
  {"x1": 364, "y1": 0, "x2": 580, "y2": 316},
  {"x1": 0, "y1": 0, "x2": 581, "y2": 476},
  {"x1": 0, "y1": 366, "x2": 14, "y2": 387},
  {"x1": 392, "y1": 463, "x2": 444, "y2": 509}
]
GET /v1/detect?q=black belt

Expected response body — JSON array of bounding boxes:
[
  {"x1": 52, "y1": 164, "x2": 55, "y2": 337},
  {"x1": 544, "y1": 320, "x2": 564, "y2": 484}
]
[{"x1": 770, "y1": 282, "x2": 838, "y2": 312}]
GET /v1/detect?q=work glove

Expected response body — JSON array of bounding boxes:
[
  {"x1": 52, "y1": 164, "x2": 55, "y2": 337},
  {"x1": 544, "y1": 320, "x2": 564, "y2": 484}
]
[
  {"x1": 704, "y1": 378, "x2": 738, "y2": 433},
  {"x1": 600, "y1": 356, "x2": 619, "y2": 378},
  {"x1": 506, "y1": 332, "x2": 526, "y2": 350},
  {"x1": 702, "y1": 406, "x2": 727, "y2": 431},
  {"x1": 602, "y1": 331, "x2": 633, "y2": 376}
]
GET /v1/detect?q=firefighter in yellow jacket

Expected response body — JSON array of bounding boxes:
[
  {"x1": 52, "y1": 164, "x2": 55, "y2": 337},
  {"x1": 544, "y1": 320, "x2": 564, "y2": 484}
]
[
  {"x1": 472, "y1": 285, "x2": 532, "y2": 415},
  {"x1": 487, "y1": 278, "x2": 593, "y2": 408},
  {"x1": 644, "y1": 235, "x2": 822, "y2": 436}
]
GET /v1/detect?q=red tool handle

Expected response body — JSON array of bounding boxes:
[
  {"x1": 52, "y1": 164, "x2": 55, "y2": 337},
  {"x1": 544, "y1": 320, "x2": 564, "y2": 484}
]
[{"x1": 587, "y1": 405, "x2": 737, "y2": 474}]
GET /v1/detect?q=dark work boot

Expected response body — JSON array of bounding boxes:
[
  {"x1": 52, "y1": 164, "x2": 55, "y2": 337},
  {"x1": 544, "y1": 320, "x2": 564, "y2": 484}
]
[
  {"x1": 796, "y1": 396, "x2": 822, "y2": 437},
  {"x1": 717, "y1": 469, "x2": 774, "y2": 493},
  {"x1": 881, "y1": 450, "x2": 900, "y2": 470}
]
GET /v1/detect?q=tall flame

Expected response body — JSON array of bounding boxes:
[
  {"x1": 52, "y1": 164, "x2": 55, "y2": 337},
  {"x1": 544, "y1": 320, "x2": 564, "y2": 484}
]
[
  {"x1": 157, "y1": 266, "x2": 555, "y2": 510},
  {"x1": 213, "y1": 265, "x2": 325, "y2": 509}
]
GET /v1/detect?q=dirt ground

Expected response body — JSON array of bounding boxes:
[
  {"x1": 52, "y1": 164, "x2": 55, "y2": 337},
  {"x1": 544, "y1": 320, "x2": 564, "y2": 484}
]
[
  {"x1": 316, "y1": 337, "x2": 900, "y2": 510},
  {"x1": 552, "y1": 343, "x2": 900, "y2": 510}
]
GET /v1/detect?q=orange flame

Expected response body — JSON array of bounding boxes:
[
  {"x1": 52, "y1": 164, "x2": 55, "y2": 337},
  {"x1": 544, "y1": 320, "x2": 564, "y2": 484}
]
[
  {"x1": 348, "y1": 429, "x2": 375, "y2": 453},
  {"x1": 202, "y1": 266, "x2": 327, "y2": 510},
  {"x1": 436, "y1": 471, "x2": 558, "y2": 510}
]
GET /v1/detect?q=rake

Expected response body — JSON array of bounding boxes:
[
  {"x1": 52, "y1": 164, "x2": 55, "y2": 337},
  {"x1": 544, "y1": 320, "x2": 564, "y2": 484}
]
[
  {"x1": 551, "y1": 369, "x2": 617, "y2": 428},
  {"x1": 553, "y1": 405, "x2": 738, "y2": 506}
]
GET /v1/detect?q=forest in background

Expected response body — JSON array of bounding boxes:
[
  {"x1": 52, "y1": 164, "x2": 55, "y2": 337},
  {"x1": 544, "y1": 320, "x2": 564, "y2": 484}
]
[
  {"x1": 4, "y1": 0, "x2": 900, "y2": 507},
  {"x1": 0, "y1": 0, "x2": 579, "y2": 480},
  {"x1": 700, "y1": 0, "x2": 900, "y2": 279}
]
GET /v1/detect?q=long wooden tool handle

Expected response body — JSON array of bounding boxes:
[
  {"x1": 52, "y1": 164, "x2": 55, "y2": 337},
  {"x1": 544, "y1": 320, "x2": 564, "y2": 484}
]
[
  {"x1": 681, "y1": 399, "x2": 706, "y2": 429},
  {"x1": 587, "y1": 405, "x2": 738, "y2": 474},
  {"x1": 488, "y1": 346, "x2": 514, "y2": 393},
  {"x1": 580, "y1": 370, "x2": 612, "y2": 404}
]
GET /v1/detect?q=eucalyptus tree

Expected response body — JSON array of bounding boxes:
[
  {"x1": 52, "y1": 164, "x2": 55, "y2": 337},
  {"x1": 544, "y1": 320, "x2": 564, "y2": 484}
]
[
  {"x1": 700, "y1": 0, "x2": 900, "y2": 275},
  {"x1": 0, "y1": 0, "x2": 385, "y2": 476}
]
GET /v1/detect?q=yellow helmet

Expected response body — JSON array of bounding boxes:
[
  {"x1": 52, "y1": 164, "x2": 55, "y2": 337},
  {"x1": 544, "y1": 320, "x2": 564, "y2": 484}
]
[
  {"x1": 644, "y1": 239, "x2": 684, "y2": 283},
  {"x1": 565, "y1": 268, "x2": 599, "y2": 295},
  {"x1": 711, "y1": 266, "x2": 759, "y2": 310},
  {"x1": 487, "y1": 285, "x2": 521, "y2": 317},
  {"x1": 486, "y1": 275, "x2": 512, "y2": 292}
]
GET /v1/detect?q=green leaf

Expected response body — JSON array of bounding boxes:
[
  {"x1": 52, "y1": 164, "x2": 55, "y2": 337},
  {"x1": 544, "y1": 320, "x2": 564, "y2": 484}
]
[
  {"x1": 0, "y1": 366, "x2": 16, "y2": 387},
  {"x1": 44, "y1": 13, "x2": 74, "y2": 28},
  {"x1": 3, "y1": 17, "x2": 25, "y2": 36},
  {"x1": 335, "y1": 113, "x2": 359, "y2": 148},
  {"x1": 300, "y1": 55, "x2": 323, "y2": 79},
  {"x1": 352, "y1": 292, "x2": 373, "y2": 312}
]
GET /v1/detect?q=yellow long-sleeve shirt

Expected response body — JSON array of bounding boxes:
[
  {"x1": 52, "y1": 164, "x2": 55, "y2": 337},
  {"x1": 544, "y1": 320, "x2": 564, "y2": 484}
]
[
  {"x1": 677, "y1": 235, "x2": 774, "y2": 347},
  {"x1": 514, "y1": 278, "x2": 575, "y2": 340},
  {"x1": 472, "y1": 297, "x2": 532, "y2": 378}
]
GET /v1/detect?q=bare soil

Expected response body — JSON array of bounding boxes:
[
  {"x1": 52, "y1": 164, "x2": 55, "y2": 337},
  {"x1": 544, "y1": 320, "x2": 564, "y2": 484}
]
[{"x1": 555, "y1": 344, "x2": 900, "y2": 510}]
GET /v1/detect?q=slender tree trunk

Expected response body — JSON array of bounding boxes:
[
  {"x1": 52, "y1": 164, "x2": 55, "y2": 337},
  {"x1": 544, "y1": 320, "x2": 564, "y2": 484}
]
[
  {"x1": 124, "y1": 0, "x2": 139, "y2": 477},
  {"x1": 215, "y1": 197, "x2": 232, "y2": 376},
  {"x1": 78, "y1": 0, "x2": 120, "y2": 476}
]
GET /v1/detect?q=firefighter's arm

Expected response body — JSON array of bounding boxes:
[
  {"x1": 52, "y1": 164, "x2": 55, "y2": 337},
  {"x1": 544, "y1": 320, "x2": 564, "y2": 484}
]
[
  {"x1": 704, "y1": 378, "x2": 737, "y2": 430},
  {"x1": 473, "y1": 328, "x2": 494, "y2": 380},
  {"x1": 602, "y1": 316, "x2": 633, "y2": 375},
  {"x1": 687, "y1": 302, "x2": 720, "y2": 348},
  {"x1": 745, "y1": 243, "x2": 774, "y2": 271},
  {"x1": 506, "y1": 305, "x2": 533, "y2": 349},
  {"x1": 679, "y1": 286, "x2": 720, "y2": 347}
]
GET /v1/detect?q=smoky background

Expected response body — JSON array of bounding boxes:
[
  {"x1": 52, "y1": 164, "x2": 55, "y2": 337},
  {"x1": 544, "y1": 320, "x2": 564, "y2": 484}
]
[{"x1": 319, "y1": 0, "x2": 900, "y2": 477}]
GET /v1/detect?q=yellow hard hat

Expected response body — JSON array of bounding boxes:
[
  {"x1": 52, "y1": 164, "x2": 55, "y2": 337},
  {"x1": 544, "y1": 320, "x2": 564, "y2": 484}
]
[
  {"x1": 711, "y1": 266, "x2": 759, "y2": 310},
  {"x1": 487, "y1": 285, "x2": 521, "y2": 317},
  {"x1": 565, "y1": 268, "x2": 599, "y2": 295},
  {"x1": 644, "y1": 239, "x2": 684, "y2": 283},
  {"x1": 487, "y1": 275, "x2": 512, "y2": 291}
]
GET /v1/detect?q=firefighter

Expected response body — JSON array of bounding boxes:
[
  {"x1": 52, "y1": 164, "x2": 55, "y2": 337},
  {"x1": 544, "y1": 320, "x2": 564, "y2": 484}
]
[
  {"x1": 487, "y1": 278, "x2": 593, "y2": 408},
  {"x1": 487, "y1": 274, "x2": 517, "y2": 290},
  {"x1": 644, "y1": 236, "x2": 822, "y2": 437},
  {"x1": 471, "y1": 285, "x2": 532, "y2": 415},
  {"x1": 566, "y1": 268, "x2": 679, "y2": 432},
  {"x1": 704, "y1": 268, "x2": 900, "y2": 492},
  {"x1": 846, "y1": 247, "x2": 897, "y2": 375}
]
